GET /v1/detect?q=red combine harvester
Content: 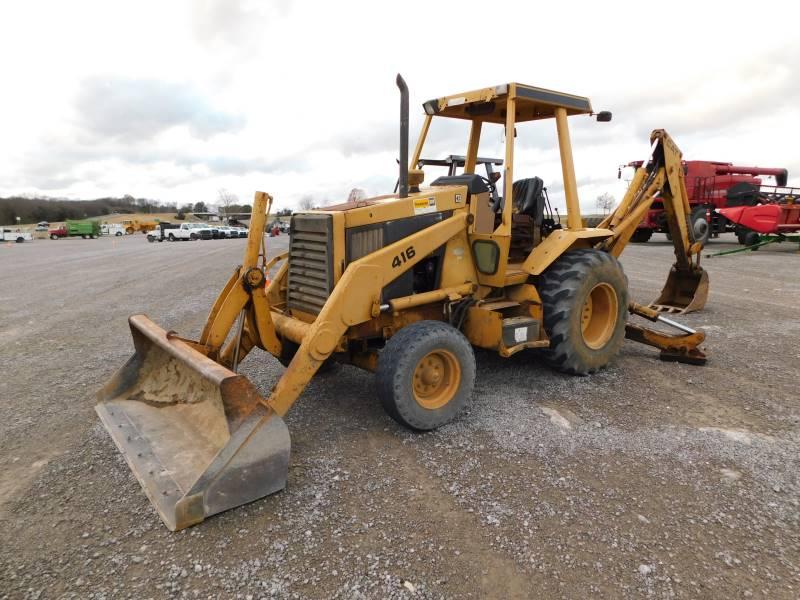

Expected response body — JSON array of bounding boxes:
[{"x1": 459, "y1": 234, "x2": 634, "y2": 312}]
[{"x1": 622, "y1": 160, "x2": 790, "y2": 244}]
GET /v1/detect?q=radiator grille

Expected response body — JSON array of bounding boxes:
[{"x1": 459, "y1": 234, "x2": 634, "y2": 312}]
[
  {"x1": 347, "y1": 225, "x2": 384, "y2": 264},
  {"x1": 287, "y1": 214, "x2": 333, "y2": 315}
]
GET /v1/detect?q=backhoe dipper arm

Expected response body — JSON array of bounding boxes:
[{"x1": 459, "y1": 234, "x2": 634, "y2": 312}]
[{"x1": 598, "y1": 130, "x2": 709, "y2": 314}]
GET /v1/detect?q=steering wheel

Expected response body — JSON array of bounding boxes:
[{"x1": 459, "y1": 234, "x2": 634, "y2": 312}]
[
  {"x1": 477, "y1": 175, "x2": 497, "y2": 196},
  {"x1": 477, "y1": 175, "x2": 504, "y2": 212}
]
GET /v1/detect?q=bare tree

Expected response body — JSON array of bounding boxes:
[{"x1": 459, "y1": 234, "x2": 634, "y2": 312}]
[
  {"x1": 298, "y1": 195, "x2": 315, "y2": 211},
  {"x1": 595, "y1": 193, "x2": 616, "y2": 215},
  {"x1": 218, "y1": 188, "x2": 239, "y2": 217},
  {"x1": 346, "y1": 188, "x2": 366, "y2": 203}
]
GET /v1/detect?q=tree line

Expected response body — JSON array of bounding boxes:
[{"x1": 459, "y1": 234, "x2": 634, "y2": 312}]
[{"x1": 0, "y1": 195, "x2": 253, "y2": 225}]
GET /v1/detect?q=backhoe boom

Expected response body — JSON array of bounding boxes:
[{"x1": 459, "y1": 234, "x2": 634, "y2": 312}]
[{"x1": 599, "y1": 130, "x2": 708, "y2": 314}]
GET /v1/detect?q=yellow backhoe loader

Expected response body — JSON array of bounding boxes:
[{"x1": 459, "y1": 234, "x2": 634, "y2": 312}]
[{"x1": 97, "y1": 76, "x2": 710, "y2": 530}]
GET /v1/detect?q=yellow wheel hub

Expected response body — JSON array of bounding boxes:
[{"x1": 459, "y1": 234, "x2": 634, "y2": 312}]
[
  {"x1": 580, "y1": 282, "x2": 618, "y2": 349},
  {"x1": 412, "y1": 350, "x2": 461, "y2": 410}
]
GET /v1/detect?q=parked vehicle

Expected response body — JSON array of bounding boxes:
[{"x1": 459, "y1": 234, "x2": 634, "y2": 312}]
[
  {"x1": 1, "y1": 228, "x2": 33, "y2": 243},
  {"x1": 101, "y1": 223, "x2": 125, "y2": 236},
  {"x1": 49, "y1": 220, "x2": 101, "y2": 239},
  {"x1": 622, "y1": 160, "x2": 789, "y2": 244},
  {"x1": 236, "y1": 227, "x2": 249, "y2": 238},
  {"x1": 217, "y1": 226, "x2": 236, "y2": 238},
  {"x1": 122, "y1": 219, "x2": 159, "y2": 235},
  {"x1": 197, "y1": 226, "x2": 220, "y2": 240},
  {"x1": 147, "y1": 223, "x2": 181, "y2": 242},
  {"x1": 164, "y1": 222, "x2": 206, "y2": 241}
]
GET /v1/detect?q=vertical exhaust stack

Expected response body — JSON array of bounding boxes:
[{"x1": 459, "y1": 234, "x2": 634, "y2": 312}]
[{"x1": 397, "y1": 74, "x2": 409, "y2": 198}]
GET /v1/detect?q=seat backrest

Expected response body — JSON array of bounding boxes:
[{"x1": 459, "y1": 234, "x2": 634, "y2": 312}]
[{"x1": 513, "y1": 177, "x2": 545, "y2": 224}]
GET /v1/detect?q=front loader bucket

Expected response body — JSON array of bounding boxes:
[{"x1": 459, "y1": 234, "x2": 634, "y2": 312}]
[
  {"x1": 650, "y1": 266, "x2": 709, "y2": 314},
  {"x1": 96, "y1": 315, "x2": 290, "y2": 531}
]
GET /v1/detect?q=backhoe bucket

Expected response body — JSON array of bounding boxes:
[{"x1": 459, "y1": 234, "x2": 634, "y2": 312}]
[
  {"x1": 650, "y1": 266, "x2": 709, "y2": 314},
  {"x1": 95, "y1": 315, "x2": 290, "y2": 531}
]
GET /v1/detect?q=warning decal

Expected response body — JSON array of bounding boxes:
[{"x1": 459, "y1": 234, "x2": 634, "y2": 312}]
[{"x1": 413, "y1": 196, "x2": 437, "y2": 215}]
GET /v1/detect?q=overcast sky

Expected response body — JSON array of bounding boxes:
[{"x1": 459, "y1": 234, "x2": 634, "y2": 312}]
[{"x1": 1, "y1": 0, "x2": 798, "y2": 212}]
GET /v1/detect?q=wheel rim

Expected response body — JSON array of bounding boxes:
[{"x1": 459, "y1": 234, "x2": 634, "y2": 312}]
[
  {"x1": 412, "y1": 350, "x2": 461, "y2": 410},
  {"x1": 580, "y1": 282, "x2": 618, "y2": 350},
  {"x1": 693, "y1": 217, "x2": 708, "y2": 239}
]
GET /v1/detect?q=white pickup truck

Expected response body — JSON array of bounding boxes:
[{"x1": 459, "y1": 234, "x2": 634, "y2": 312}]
[
  {"x1": 165, "y1": 223, "x2": 206, "y2": 241},
  {"x1": 2, "y1": 229, "x2": 33, "y2": 243}
]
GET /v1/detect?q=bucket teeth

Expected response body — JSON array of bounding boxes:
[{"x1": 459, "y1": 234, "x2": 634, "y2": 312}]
[{"x1": 650, "y1": 266, "x2": 709, "y2": 314}]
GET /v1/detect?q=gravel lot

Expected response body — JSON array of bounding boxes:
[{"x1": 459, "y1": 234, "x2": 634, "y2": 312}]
[{"x1": 1, "y1": 233, "x2": 798, "y2": 599}]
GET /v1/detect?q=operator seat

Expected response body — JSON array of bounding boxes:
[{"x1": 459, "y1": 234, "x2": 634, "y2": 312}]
[
  {"x1": 513, "y1": 177, "x2": 545, "y2": 224},
  {"x1": 510, "y1": 177, "x2": 546, "y2": 259}
]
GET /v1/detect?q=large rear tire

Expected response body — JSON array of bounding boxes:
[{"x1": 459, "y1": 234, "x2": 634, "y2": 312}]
[
  {"x1": 376, "y1": 320, "x2": 475, "y2": 431},
  {"x1": 690, "y1": 206, "x2": 710, "y2": 246},
  {"x1": 538, "y1": 249, "x2": 628, "y2": 375}
]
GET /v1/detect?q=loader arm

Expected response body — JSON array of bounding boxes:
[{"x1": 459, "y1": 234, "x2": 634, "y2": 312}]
[{"x1": 597, "y1": 129, "x2": 708, "y2": 314}]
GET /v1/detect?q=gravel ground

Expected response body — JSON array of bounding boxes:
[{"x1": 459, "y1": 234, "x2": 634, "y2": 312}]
[{"x1": 1, "y1": 233, "x2": 798, "y2": 599}]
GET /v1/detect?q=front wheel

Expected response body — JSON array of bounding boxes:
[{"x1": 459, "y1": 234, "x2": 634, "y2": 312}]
[
  {"x1": 16, "y1": 237, "x2": 24, "y2": 243},
  {"x1": 115, "y1": 231, "x2": 123, "y2": 236},
  {"x1": 168, "y1": 233, "x2": 175, "y2": 241},
  {"x1": 630, "y1": 229, "x2": 653, "y2": 243},
  {"x1": 50, "y1": 234, "x2": 57, "y2": 240},
  {"x1": 538, "y1": 249, "x2": 628, "y2": 375},
  {"x1": 376, "y1": 320, "x2": 475, "y2": 431}
]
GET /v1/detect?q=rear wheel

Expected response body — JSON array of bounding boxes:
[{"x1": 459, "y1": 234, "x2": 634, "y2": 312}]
[
  {"x1": 690, "y1": 206, "x2": 710, "y2": 246},
  {"x1": 744, "y1": 231, "x2": 760, "y2": 248},
  {"x1": 538, "y1": 249, "x2": 628, "y2": 375},
  {"x1": 376, "y1": 320, "x2": 475, "y2": 430},
  {"x1": 126, "y1": 227, "x2": 134, "y2": 235},
  {"x1": 735, "y1": 227, "x2": 748, "y2": 245},
  {"x1": 630, "y1": 229, "x2": 653, "y2": 243},
  {"x1": 168, "y1": 233, "x2": 175, "y2": 241}
]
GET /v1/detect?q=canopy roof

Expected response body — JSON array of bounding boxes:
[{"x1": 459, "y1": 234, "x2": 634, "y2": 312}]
[{"x1": 422, "y1": 83, "x2": 593, "y2": 124}]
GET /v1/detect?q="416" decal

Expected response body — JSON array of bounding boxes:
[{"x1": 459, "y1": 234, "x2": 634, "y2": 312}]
[{"x1": 391, "y1": 246, "x2": 416, "y2": 268}]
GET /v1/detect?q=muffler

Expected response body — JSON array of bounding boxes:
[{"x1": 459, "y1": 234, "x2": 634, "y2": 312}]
[
  {"x1": 650, "y1": 265, "x2": 709, "y2": 314},
  {"x1": 96, "y1": 315, "x2": 290, "y2": 530}
]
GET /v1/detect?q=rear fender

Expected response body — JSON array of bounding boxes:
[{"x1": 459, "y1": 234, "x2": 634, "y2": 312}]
[{"x1": 522, "y1": 229, "x2": 613, "y2": 276}]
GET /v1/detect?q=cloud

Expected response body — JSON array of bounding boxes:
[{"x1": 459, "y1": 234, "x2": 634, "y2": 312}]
[
  {"x1": 190, "y1": 0, "x2": 292, "y2": 48},
  {"x1": 75, "y1": 77, "x2": 246, "y2": 141}
]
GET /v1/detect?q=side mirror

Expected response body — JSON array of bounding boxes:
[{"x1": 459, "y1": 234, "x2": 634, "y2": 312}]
[
  {"x1": 596, "y1": 111, "x2": 612, "y2": 122},
  {"x1": 617, "y1": 167, "x2": 622, "y2": 180}
]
